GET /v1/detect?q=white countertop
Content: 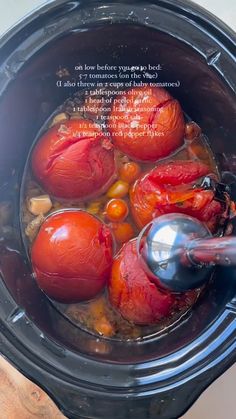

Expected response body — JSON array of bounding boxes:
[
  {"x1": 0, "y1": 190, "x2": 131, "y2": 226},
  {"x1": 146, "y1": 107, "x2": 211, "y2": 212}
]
[{"x1": 0, "y1": 1, "x2": 235, "y2": 419}]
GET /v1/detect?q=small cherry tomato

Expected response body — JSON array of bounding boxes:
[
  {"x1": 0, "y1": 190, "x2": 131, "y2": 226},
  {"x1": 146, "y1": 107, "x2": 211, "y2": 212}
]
[
  {"x1": 31, "y1": 210, "x2": 113, "y2": 303},
  {"x1": 31, "y1": 119, "x2": 115, "y2": 200},
  {"x1": 119, "y1": 162, "x2": 141, "y2": 184},
  {"x1": 111, "y1": 222, "x2": 135, "y2": 243},
  {"x1": 107, "y1": 180, "x2": 129, "y2": 199},
  {"x1": 105, "y1": 199, "x2": 129, "y2": 222}
]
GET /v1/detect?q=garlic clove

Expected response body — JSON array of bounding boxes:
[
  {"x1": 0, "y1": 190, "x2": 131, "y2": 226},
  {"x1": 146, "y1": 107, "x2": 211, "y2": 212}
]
[
  {"x1": 50, "y1": 112, "x2": 68, "y2": 127},
  {"x1": 27, "y1": 195, "x2": 52, "y2": 216}
]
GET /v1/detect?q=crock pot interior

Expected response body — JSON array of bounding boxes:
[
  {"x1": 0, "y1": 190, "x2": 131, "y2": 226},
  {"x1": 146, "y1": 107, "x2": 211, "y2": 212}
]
[{"x1": 0, "y1": 23, "x2": 236, "y2": 363}]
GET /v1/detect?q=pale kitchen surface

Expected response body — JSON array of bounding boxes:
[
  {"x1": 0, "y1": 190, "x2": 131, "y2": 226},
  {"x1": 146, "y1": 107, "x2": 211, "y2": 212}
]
[{"x1": 0, "y1": 1, "x2": 235, "y2": 419}]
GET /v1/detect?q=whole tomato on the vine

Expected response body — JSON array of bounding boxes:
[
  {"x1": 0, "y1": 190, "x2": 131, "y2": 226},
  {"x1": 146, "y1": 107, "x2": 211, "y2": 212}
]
[
  {"x1": 32, "y1": 119, "x2": 115, "y2": 200},
  {"x1": 31, "y1": 210, "x2": 113, "y2": 303},
  {"x1": 130, "y1": 160, "x2": 225, "y2": 232},
  {"x1": 108, "y1": 86, "x2": 185, "y2": 161},
  {"x1": 108, "y1": 239, "x2": 199, "y2": 325}
]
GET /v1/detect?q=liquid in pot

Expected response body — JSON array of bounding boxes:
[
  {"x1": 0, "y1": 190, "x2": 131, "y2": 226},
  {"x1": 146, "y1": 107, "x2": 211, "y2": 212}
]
[{"x1": 20, "y1": 85, "x2": 234, "y2": 340}]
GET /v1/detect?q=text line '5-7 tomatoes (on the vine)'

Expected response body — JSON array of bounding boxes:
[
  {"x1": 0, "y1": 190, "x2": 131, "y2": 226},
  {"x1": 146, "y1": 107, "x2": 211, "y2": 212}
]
[
  {"x1": 31, "y1": 210, "x2": 113, "y2": 303},
  {"x1": 130, "y1": 160, "x2": 227, "y2": 233},
  {"x1": 108, "y1": 86, "x2": 185, "y2": 162},
  {"x1": 31, "y1": 119, "x2": 116, "y2": 200},
  {"x1": 108, "y1": 239, "x2": 199, "y2": 325}
]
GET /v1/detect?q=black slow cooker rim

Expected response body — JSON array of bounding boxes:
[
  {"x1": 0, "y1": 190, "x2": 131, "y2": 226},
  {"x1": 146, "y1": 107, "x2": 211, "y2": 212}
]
[
  {"x1": 0, "y1": 0, "x2": 236, "y2": 59},
  {"x1": 0, "y1": 0, "x2": 235, "y2": 96},
  {"x1": 0, "y1": 1, "x2": 236, "y2": 419}
]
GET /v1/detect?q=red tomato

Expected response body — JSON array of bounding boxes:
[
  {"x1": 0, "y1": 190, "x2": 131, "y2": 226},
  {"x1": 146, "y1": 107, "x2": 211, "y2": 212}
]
[
  {"x1": 31, "y1": 119, "x2": 115, "y2": 200},
  {"x1": 130, "y1": 160, "x2": 224, "y2": 232},
  {"x1": 109, "y1": 239, "x2": 198, "y2": 325},
  {"x1": 31, "y1": 210, "x2": 113, "y2": 303},
  {"x1": 108, "y1": 86, "x2": 185, "y2": 161}
]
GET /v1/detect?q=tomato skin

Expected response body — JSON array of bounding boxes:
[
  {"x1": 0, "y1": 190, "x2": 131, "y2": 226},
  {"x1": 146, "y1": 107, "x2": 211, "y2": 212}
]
[
  {"x1": 109, "y1": 239, "x2": 175, "y2": 324},
  {"x1": 130, "y1": 160, "x2": 224, "y2": 232},
  {"x1": 109, "y1": 239, "x2": 199, "y2": 325},
  {"x1": 31, "y1": 119, "x2": 115, "y2": 200},
  {"x1": 147, "y1": 160, "x2": 211, "y2": 186},
  {"x1": 31, "y1": 211, "x2": 113, "y2": 303},
  {"x1": 108, "y1": 87, "x2": 185, "y2": 161}
]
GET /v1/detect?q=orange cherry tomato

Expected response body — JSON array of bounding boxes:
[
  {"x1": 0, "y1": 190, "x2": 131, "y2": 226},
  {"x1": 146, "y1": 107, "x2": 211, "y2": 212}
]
[
  {"x1": 105, "y1": 199, "x2": 129, "y2": 222},
  {"x1": 111, "y1": 222, "x2": 135, "y2": 243},
  {"x1": 119, "y1": 162, "x2": 141, "y2": 184},
  {"x1": 31, "y1": 210, "x2": 113, "y2": 303}
]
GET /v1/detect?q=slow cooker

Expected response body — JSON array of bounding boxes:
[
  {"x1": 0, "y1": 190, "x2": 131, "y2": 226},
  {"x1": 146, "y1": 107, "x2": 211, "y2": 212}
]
[{"x1": 0, "y1": 1, "x2": 235, "y2": 418}]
